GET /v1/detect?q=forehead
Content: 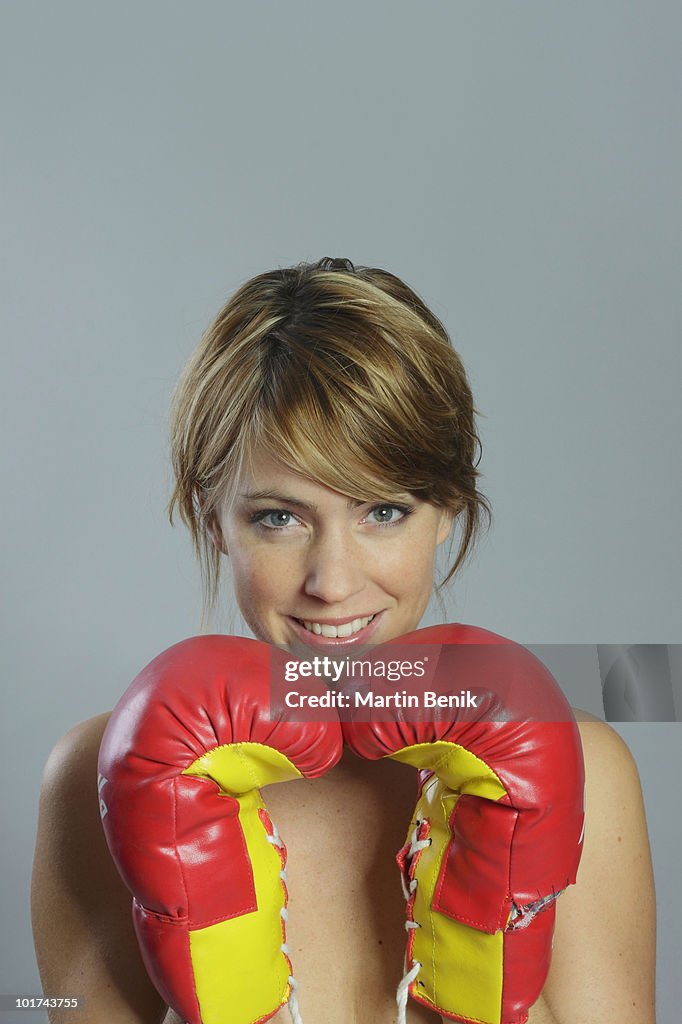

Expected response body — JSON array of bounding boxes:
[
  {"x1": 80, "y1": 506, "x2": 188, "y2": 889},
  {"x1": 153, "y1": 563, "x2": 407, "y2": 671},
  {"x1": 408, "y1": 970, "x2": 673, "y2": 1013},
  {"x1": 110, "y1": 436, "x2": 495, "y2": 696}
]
[
  {"x1": 237, "y1": 452, "x2": 336, "y2": 502},
  {"x1": 225, "y1": 449, "x2": 413, "y2": 512}
]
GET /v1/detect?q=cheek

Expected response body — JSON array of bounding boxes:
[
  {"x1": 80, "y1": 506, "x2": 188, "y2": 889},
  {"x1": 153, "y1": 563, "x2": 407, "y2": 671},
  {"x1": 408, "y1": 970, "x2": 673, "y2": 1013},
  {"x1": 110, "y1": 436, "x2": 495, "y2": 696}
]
[
  {"x1": 231, "y1": 551, "x2": 270, "y2": 603},
  {"x1": 402, "y1": 521, "x2": 441, "y2": 571},
  {"x1": 228, "y1": 540, "x2": 298, "y2": 619},
  {"x1": 377, "y1": 531, "x2": 439, "y2": 599},
  {"x1": 405, "y1": 549, "x2": 439, "y2": 603}
]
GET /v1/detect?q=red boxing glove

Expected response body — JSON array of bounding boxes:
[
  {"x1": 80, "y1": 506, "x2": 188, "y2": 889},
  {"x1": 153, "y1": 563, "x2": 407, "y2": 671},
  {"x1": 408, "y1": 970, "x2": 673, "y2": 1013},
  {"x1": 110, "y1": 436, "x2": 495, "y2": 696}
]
[
  {"x1": 98, "y1": 635, "x2": 343, "y2": 1024},
  {"x1": 342, "y1": 623, "x2": 585, "y2": 1024}
]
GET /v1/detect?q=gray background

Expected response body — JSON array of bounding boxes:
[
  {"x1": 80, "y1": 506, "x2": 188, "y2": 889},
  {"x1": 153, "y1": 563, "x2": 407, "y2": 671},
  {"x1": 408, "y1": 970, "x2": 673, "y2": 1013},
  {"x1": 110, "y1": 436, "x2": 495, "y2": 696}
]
[{"x1": 2, "y1": 2, "x2": 680, "y2": 1021}]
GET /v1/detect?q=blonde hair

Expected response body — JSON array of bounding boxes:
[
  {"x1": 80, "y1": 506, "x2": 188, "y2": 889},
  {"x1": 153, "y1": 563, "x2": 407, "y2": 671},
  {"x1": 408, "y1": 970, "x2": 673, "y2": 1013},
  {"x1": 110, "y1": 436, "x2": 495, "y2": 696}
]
[{"x1": 168, "y1": 258, "x2": 491, "y2": 629}]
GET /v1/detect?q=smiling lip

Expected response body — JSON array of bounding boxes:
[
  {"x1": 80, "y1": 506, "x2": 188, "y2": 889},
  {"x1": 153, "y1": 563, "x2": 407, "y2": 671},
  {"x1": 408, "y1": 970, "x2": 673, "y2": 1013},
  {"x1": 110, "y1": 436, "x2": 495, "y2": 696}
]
[{"x1": 288, "y1": 611, "x2": 384, "y2": 647}]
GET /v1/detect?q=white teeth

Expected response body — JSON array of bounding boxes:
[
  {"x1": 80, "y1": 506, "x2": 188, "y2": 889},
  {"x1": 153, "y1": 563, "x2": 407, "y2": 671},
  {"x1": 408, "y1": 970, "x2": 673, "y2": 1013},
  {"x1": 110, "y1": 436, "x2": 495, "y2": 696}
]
[{"x1": 301, "y1": 615, "x2": 375, "y2": 638}]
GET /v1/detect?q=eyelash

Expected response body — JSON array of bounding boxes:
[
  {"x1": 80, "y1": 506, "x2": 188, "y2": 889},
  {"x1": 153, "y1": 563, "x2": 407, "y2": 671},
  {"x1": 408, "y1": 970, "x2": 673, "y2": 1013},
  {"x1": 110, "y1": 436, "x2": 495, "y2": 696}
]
[{"x1": 249, "y1": 503, "x2": 415, "y2": 532}]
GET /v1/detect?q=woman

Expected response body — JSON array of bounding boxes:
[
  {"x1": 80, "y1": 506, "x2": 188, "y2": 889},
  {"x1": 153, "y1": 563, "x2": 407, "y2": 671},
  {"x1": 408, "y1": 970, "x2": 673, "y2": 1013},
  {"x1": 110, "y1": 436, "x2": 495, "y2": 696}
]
[{"x1": 32, "y1": 258, "x2": 656, "y2": 1023}]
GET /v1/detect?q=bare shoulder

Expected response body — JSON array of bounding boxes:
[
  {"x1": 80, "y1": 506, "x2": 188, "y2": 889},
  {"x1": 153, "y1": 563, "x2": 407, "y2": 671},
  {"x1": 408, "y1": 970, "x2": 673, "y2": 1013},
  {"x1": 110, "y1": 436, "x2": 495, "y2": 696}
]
[
  {"x1": 35, "y1": 713, "x2": 113, "y2": 883},
  {"x1": 42, "y1": 712, "x2": 112, "y2": 785},
  {"x1": 539, "y1": 708, "x2": 656, "y2": 1022},
  {"x1": 33, "y1": 714, "x2": 165, "y2": 1023},
  {"x1": 571, "y1": 709, "x2": 650, "y2": 836},
  {"x1": 572, "y1": 705, "x2": 641, "y2": 773}
]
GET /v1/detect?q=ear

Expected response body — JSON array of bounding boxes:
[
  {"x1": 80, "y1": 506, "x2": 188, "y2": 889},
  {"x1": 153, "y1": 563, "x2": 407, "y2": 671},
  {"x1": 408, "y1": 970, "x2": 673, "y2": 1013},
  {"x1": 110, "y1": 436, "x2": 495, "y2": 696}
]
[
  {"x1": 436, "y1": 506, "x2": 455, "y2": 545},
  {"x1": 206, "y1": 517, "x2": 228, "y2": 556},
  {"x1": 195, "y1": 487, "x2": 228, "y2": 556}
]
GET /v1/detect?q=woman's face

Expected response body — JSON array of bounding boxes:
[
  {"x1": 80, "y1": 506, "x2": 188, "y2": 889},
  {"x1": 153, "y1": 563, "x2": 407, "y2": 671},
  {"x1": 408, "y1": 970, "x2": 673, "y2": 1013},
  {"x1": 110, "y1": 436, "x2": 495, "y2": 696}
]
[{"x1": 212, "y1": 451, "x2": 454, "y2": 651}]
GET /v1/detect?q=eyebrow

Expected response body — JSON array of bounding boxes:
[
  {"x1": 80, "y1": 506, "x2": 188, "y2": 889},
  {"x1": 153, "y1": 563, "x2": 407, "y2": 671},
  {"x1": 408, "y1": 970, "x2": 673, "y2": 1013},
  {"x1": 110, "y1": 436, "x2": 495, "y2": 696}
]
[{"x1": 239, "y1": 490, "x2": 366, "y2": 513}]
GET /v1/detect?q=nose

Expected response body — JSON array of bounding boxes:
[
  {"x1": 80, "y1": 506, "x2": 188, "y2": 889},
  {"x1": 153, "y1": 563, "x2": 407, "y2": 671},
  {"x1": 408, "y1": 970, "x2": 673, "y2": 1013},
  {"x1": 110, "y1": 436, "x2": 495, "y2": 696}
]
[{"x1": 303, "y1": 527, "x2": 366, "y2": 605}]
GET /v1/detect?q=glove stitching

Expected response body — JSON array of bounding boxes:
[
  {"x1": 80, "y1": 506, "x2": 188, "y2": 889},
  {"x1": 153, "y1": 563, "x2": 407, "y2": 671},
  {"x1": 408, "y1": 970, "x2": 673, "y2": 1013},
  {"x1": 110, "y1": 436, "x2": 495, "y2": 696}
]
[
  {"x1": 171, "y1": 774, "x2": 191, "y2": 915},
  {"x1": 235, "y1": 743, "x2": 264, "y2": 790},
  {"x1": 433, "y1": 796, "x2": 519, "y2": 934},
  {"x1": 260, "y1": 808, "x2": 305, "y2": 1024},
  {"x1": 409, "y1": 989, "x2": 528, "y2": 1024},
  {"x1": 170, "y1": 775, "x2": 201, "y2": 1024},
  {"x1": 133, "y1": 903, "x2": 188, "y2": 926}
]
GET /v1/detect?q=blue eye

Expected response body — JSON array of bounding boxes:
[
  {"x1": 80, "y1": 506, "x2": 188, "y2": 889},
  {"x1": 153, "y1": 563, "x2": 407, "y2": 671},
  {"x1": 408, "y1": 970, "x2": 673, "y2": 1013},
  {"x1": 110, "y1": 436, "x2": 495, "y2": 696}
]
[
  {"x1": 367, "y1": 504, "x2": 412, "y2": 525},
  {"x1": 249, "y1": 502, "x2": 414, "y2": 532},
  {"x1": 253, "y1": 510, "x2": 296, "y2": 529}
]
